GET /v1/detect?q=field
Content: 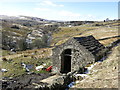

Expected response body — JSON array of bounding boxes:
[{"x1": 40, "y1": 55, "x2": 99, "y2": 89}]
[{"x1": 52, "y1": 21, "x2": 119, "y2": 46}]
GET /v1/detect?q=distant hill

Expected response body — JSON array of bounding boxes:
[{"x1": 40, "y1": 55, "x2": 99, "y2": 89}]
[
  {"x1": 1, "y1": 15, "x2": 60, "y2": 51},
  {"x1": 0, "y1": 15, "x2": 59, "y2": 23},
  {"x1": 1, "y1": 15, "x2": 118, "y2": 51}
]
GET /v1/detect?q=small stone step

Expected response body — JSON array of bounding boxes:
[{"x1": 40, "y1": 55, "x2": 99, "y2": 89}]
[{"x1": 40, "y1": 75, "x2": 60, "y2": 85}]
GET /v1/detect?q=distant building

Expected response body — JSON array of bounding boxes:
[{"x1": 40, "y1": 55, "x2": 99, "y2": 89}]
[{"x1": 106, "y1": 18, "x2": 109, "y2": 22}]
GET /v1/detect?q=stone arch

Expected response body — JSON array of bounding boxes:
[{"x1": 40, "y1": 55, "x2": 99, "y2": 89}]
[
  {"x1": 52, "y1": 37, "x2": 96, "y2": 74},
  {"x1": 60, "y1": 49, "x2": 72, "y2": 73}
]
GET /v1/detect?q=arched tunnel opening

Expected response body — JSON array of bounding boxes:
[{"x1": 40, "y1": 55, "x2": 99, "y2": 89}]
[{"x1": 60, "y1": 49, "x2": 71, "y2": 73}]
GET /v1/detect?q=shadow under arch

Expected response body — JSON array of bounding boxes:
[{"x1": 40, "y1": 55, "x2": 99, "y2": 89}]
[{"x1": 60, "y1": 49, "x2": 72, "y2": 73}]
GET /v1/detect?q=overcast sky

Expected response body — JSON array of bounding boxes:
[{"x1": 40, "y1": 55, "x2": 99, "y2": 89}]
[{"x1": 0, "y1": 0, "x2": 118, "y2": 21}]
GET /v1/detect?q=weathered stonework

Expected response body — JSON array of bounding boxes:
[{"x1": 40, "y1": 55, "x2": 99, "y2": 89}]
[{"x1": 52, "y1": 35, "x2": 106, "y2": 74}]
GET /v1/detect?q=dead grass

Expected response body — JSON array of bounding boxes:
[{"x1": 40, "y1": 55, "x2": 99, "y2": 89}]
[
  {"x1": 1, "y1": 56, "x2": 52, "y2": 77},
  {"x1": 51, "y1": 21, "x2": 118, "y2": 46},
  {"x1": 51, "y1": 26, "x2": 99, "y2": 46},
  {"x1": 1, "y1": 48, "x2": 52, "y2": 77},
  {"x1": 99, "y1": 38, "x2": 118, "y2": 46},
  {"x1": 73, "y1": 44, "x2": 119, "y2": 88},
  {"x1": 2, "y1": 50, "x2": 12, "y2": 56},
  {"x1": 75, "y1": 27, "x2": 118, "y2": 39}
]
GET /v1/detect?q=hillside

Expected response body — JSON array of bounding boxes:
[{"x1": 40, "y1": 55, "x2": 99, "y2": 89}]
[
  {"x1": 1, "y1": 18, "x2": 119, "y2": 77},
  {"x1": 72, "y1": 44, "x2": 119, "y2": 88},
  {"x1": 1, "y1": 15, "x2": 59, "y2": 51},
  {"x1": 1, "y1": 16, "x2": 119, "y2": 89},
  {"x1": 51, "y1": 20, "x2": 119, "y2": 46}
]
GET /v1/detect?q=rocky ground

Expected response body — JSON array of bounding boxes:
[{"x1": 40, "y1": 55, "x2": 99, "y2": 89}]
[
  {"x1": 1, "y1": 73, "x2": 54, "y2": 89},
  {"x1": 71, "y1": 44, "x2": 120, "y2": 88}
]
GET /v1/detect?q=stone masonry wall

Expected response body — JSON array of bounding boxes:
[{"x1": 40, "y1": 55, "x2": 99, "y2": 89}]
[{"x1": 52, "y1": 38, "x2": 95, "y2": 74}]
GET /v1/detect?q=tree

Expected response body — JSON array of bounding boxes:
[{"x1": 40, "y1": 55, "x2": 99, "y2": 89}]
[
  {"x1": 2, "y1": 31, "x2": 13, "y2": 50},
  {"x1": 18, "y1": 38, "x2": 27, "y2": 51},
  {"x1": 42, "y1": 34, "x2": 49, "y2": 47},
  {"x1": 31, "y1": 34, "x2": 49, "y2": 49},
  {"x1": 32, "y1": 38, "x2": 43, "y2": 49}
]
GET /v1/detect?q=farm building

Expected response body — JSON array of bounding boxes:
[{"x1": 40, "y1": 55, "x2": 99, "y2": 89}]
[{"x1": 52, "y1": 35, "x2": 107, "y2": 74}]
